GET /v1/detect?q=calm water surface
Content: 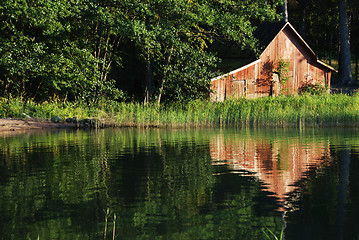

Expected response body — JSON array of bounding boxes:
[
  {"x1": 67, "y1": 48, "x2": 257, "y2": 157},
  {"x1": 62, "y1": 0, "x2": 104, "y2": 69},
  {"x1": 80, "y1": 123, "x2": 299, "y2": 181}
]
[{"x1": 1, "y1": 128, "x2": 359, "y2": 239}]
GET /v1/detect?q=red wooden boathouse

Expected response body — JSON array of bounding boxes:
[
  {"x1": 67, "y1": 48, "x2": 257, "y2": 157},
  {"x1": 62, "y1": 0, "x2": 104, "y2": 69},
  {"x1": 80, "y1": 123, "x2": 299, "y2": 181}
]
[{"x1": 211, "y1": 22, "x2": 336, "y2": 101}]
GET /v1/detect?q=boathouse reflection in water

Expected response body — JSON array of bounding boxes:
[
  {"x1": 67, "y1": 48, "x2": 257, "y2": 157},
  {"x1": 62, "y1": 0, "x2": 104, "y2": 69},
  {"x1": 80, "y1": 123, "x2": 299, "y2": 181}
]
[{"x1": 210, "y1": 133, "x2": 332, "y2": 211}]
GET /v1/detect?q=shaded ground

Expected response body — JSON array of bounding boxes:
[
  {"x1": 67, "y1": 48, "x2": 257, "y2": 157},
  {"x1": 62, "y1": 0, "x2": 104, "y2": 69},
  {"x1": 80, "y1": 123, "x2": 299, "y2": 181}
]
[
  {"x1": 331, "y1": 86, "x2": 359, "y2": 95},
  {"x1": 0, "y1": 118, "x2": 77, "y2": 135}
]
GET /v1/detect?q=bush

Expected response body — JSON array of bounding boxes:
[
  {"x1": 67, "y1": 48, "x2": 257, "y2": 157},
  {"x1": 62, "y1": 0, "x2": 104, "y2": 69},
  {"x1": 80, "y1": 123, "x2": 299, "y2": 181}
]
[{"x1": 299, "y1": 83, "x2": 327, "y2": 95}]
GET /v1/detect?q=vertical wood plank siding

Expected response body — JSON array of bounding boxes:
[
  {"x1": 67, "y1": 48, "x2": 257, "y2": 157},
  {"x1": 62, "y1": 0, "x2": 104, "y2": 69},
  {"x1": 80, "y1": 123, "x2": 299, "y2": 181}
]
[{"x1": 211, "y1": 23, "x2": 333, "y2": 101}]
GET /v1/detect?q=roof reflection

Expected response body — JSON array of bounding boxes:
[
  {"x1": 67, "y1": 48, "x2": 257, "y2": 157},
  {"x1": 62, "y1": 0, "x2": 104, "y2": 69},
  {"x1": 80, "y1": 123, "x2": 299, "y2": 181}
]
[{"x1": 210, "y1": 134, "x2": 332, "y2": 211}]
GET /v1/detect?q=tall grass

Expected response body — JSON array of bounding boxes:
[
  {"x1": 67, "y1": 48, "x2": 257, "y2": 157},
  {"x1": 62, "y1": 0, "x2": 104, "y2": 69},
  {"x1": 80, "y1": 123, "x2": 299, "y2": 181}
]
[{"x1": 1, "y1": 94, "x2": 359, "y2": 127}]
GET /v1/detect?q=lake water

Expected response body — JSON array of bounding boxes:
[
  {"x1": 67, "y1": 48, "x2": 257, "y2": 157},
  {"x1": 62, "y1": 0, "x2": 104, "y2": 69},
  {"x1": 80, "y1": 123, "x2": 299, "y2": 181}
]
[{"x1": 0, "y1": 128, "x2": 359, "y2": 239}]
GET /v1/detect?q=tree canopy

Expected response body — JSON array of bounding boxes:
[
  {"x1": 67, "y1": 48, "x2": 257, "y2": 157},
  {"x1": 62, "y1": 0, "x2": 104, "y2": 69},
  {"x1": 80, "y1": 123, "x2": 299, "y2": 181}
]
[{"x1": 0, "y1": 0, "x2": 282, "y2": 102}]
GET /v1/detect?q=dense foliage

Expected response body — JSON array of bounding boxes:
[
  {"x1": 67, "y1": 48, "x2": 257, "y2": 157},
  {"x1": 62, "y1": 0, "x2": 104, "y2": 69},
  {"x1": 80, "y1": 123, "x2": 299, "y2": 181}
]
[
  {"x1": 1, "y1": 0, "x2": 357, "y2": 103},
  {"x1": 0, "y1": 0, "x2": 281, "y2": 102}
]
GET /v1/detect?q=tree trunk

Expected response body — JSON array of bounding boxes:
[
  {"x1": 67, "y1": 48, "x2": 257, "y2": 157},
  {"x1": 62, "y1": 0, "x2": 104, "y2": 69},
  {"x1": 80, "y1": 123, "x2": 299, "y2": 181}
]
[
  {"x1": 356, "y1": 53, "x2": 358, "y2": 81},
  {"x1": 157, "y1": 46, "x2": 174, "y2": 105},
  {"x1": 298, "y1": 0, "x2": 307, "y2": 38},
  {"x1": 329, "y1": 32, "x2": 333, "y2": 65},
  {"x1": 338, "y1": 0, "x2": 354, "y2": 86},
  {"x1": 3, "y1": 78, "x2": 9, "y2": 96},
  {"x1": 21, "y1": 75, "x2": 26, "y2": 97},
  {"x1": 144, "y1": 53, "x2": 153, "y2": 104},
  {"x1": 282, "y1": 0, "x2": 288, "y2": 23}
]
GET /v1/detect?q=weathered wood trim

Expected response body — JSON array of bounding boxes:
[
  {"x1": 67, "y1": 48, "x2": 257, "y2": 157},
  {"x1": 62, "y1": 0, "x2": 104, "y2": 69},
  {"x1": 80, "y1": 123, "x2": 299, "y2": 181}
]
[
  {"x1": 317, "y1": 60, "x2": 338, "y2": 72},
  {"x1": 211, "y1": 59, "x2": 261, "y2": 81}
]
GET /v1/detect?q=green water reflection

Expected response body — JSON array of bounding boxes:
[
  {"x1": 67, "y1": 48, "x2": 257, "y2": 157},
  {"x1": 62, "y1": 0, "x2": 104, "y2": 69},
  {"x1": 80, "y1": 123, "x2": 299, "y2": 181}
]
[{"x1": 0, "y1": 128, "x2": 359, "y2": 239}]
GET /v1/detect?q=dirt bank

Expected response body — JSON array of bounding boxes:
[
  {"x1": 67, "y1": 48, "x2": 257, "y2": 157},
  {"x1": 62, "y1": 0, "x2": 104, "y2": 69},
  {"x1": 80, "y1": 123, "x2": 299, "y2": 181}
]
[{"x1": 0, "y1": 118, "x2": 77, "y2": 134}]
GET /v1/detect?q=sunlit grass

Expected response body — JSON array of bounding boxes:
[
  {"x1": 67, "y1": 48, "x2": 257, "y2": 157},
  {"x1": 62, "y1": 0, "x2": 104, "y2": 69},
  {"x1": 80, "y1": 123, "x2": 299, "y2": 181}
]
[{"x1": 1, "y1": 93, "x2": 359, "y2": 127}]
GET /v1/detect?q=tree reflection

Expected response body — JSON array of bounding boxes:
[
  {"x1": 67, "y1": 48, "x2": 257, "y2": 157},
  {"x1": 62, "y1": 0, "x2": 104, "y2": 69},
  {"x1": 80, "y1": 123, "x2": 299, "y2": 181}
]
[
  {"x1": 3, "y1": 128, "x2": 359, "y2": 239},
  {"x1": 336, "y1": 149, "x2": 350, "y2": 240}
]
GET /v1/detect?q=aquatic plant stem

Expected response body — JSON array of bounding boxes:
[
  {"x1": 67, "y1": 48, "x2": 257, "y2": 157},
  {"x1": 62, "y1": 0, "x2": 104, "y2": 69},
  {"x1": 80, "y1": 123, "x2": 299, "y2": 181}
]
[
  {"x1": 104, "y1": 208, "x2": 110, "y2": 240},
  {"x1": 113, "y1": 213, "x2": 116, "y2": 240}
]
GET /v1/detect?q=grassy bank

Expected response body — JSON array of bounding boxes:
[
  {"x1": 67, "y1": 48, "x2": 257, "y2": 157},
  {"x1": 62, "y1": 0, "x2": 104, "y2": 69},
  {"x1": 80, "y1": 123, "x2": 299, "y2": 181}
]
[{"x1": 1, "y1": 94, "x2": 359, "y2": 127}]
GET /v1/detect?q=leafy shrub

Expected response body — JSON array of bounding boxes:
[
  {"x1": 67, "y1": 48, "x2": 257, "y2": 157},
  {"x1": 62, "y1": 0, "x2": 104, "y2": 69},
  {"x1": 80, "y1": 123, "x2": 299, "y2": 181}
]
[
  {"x1": 299, "y1": 83, "x2": 327, "y2": 95},
  {"x1": 276, "y1": 58, "x2": 291, "y2": 86}
]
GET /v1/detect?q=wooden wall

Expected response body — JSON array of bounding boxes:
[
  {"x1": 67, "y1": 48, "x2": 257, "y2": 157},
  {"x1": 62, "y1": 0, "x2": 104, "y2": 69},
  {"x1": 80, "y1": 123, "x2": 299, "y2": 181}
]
[{"x1": 210, "y1": 25, "x2": 332, "y2": 101}]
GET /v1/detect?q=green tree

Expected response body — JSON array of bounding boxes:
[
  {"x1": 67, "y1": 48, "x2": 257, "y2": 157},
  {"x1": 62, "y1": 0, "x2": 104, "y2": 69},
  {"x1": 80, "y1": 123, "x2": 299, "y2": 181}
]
[
  {"x1": 0, "y1": 0, "x2": 125, "y2": 101},
  {"x1": 0, "y1": 0, "x2": 282, "y2": 103},
  {"x1": 122, "y1": 0, "x2": 281, "y2": 103}
]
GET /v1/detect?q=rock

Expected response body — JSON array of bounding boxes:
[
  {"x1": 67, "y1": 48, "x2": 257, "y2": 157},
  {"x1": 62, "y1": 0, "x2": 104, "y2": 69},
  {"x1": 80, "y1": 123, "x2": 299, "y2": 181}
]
[
  {"x1": 51, "y1": 116, "x2": 61, "y2": 123},
  {"x1": 80, "y1": 118, "x2": 103, "y2": 129},
  {"x1": 65, "y1": 117, "x2": 77, "y2": 123}
]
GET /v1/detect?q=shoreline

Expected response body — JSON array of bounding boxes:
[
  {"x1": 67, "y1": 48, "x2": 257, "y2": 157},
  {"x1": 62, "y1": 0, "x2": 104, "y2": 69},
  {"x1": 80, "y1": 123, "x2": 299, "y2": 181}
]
[
  {"x1": 0, "y1": 118, "x2": 78, "y2": 134},
  {"x1": 0, "y1": 118, "x2": 211, "y2": 134},
  {"x1": 2, "y1": 118, "x2": 359, "y2": 137},
  {"x1": 0, "y1": 118, "x2": 176, "y2": 135}
]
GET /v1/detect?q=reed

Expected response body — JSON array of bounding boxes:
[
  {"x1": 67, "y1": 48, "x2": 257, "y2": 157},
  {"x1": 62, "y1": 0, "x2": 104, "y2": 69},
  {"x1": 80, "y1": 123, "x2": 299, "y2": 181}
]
[
  {"x1": 1, "y1": 93, "x2": 359, "y2": 127},
  {"x1": 262, "y1": 227, "x2": 284, "y2": 240}
]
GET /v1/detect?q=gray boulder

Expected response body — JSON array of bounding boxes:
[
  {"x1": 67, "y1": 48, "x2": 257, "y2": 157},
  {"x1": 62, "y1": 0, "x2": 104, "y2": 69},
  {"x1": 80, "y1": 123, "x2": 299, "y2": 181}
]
[{"x1": 51, "y1": 116, "x2": 61, "y2": 123}]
